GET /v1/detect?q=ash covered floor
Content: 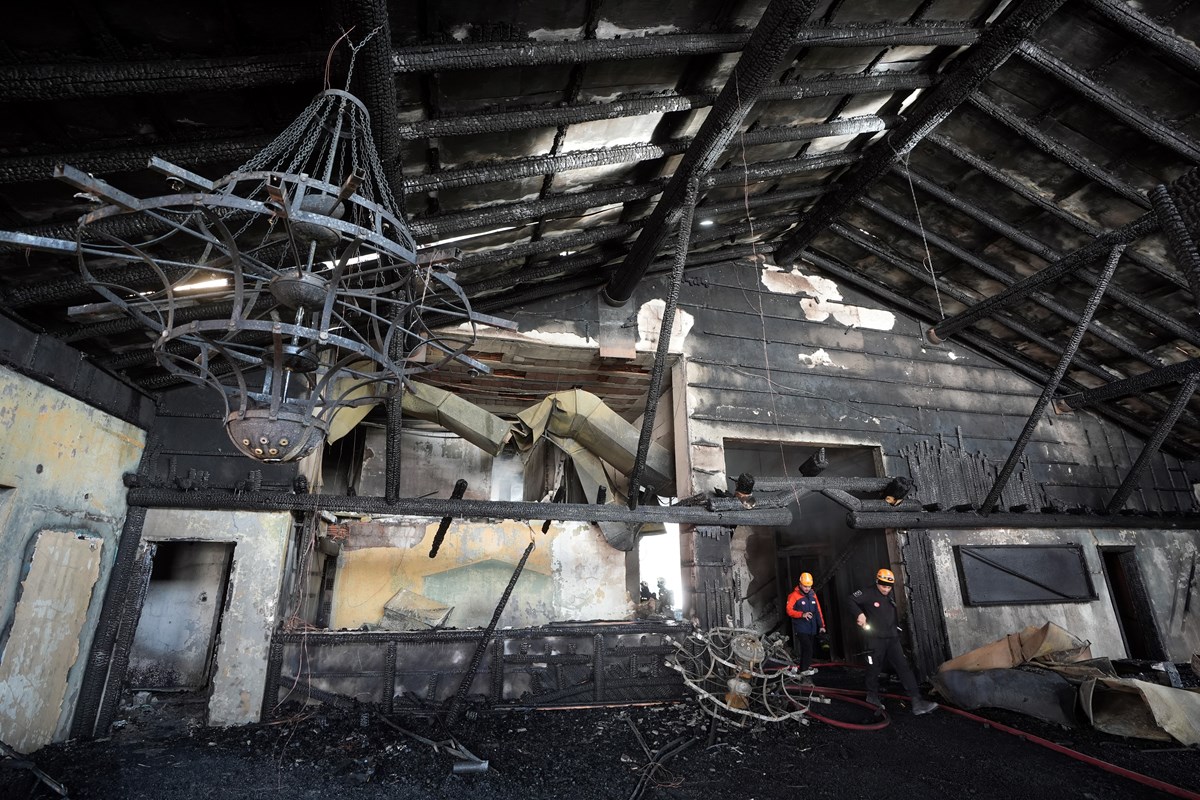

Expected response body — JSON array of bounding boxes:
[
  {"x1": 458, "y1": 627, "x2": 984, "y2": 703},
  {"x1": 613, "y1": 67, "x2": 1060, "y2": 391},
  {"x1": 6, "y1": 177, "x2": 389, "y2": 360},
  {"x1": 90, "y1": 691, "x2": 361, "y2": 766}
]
[{"x1": 9, "y1": 667, "x2": 1200, "y2": 799}]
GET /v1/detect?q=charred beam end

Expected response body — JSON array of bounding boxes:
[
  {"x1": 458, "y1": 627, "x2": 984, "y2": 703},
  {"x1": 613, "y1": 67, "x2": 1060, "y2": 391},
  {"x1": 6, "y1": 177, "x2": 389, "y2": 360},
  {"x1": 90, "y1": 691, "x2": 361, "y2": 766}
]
[
  {"x1": 929, "y1": 213, "x2": 1157, "y2": 342},
  {"x1": 847, "y1": 509, "x2": 1200, "y2": 529},
  {"x1": 773, "y1": 0, "x2": 1071, "y2": 264},
  {"x1": 798, "y1": 447, "x2": 828, "y2": 476},
  {"x1": 124, "y1": 488, "x2": 791, "y2": 527},
  {"x1": 605, "y1": 0, "x2": 821, "y2": 304},
  {"x1": 1085, "y1": 0, "x2": 1200, "y2": 75},
  {"x1": 1058, "y1": 357, "x2": 1200, "y2": 411}
]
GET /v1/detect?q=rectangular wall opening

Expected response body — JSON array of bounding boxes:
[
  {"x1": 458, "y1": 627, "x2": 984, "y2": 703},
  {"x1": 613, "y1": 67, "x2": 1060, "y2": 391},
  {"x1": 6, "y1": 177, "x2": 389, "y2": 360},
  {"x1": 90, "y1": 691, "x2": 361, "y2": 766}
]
[{"x1": 1099, "y1": 547, "x2": 1167, "y2": 661}]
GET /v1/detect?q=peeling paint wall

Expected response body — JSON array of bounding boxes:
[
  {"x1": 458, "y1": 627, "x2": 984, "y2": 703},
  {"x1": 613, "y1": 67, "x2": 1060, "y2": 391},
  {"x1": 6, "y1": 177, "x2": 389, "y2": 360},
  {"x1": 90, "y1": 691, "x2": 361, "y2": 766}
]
[
  {"x1": 0, "y1": 366, "x2": 145, "y2": 750},
  {"x1": 332, "y1": 518, "x2": 629, "y2": 630},
  {"x1": 140, "y1": 508, "x2": 292, "y2": 726},
  {"x1": 921, "y1": 527, "x2": 1200, "y2": 662}
]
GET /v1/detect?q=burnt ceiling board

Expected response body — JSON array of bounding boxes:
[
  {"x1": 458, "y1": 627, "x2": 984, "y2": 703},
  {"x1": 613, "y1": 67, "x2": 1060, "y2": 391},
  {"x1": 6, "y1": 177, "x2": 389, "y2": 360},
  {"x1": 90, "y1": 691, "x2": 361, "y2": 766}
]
[{"x1": 2, "y1": 0, "x2": 1200, "y2": 453}]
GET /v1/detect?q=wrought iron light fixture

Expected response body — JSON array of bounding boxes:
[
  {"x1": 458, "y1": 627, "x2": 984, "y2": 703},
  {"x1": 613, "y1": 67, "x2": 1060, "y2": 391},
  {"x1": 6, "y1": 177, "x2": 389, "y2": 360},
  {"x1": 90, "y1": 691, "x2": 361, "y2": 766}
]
[{"x1": 53, "y1": 88, "x2": 496, "y2": 463}]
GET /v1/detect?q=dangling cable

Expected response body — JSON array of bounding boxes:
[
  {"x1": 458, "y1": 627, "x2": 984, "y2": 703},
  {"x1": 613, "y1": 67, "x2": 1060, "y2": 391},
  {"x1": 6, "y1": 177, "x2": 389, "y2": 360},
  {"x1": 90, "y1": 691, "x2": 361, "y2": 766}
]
[{"x1": 900, "y1": 149, "x2": 945, "y2": 319}]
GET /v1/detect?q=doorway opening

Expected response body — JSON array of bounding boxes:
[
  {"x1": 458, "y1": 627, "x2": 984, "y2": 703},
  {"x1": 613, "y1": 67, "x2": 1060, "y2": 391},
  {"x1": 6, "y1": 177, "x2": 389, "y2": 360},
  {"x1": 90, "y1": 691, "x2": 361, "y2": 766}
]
[
  {"x1": 1099, "y1": 547, "x2": 1167, "y2": 661},
  {"x1": 125, "y1": 541, "x2": 235, "y2": 728},
  {"x1": 725, "y1": 442, "x2": 887, "y2": 660}
]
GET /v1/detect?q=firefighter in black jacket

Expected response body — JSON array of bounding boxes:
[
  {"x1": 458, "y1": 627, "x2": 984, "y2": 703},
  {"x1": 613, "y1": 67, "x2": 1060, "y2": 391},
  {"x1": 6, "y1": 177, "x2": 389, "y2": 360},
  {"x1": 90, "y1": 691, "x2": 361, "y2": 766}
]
[{"x1": 851, "y1": 568, "x2": 937, "y2": 715}]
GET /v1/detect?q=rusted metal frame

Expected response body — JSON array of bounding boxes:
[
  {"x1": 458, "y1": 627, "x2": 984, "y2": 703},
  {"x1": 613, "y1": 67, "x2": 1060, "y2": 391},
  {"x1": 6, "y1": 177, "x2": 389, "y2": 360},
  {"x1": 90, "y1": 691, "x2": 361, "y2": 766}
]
[
  {"x1": 0, "y1": 136, "x2": 270, "y2": 185},
  {"x1": 629, "y1": 178, "x2": 699, "y2": 509},
  {"x1": 894, "y1": 165, "x2": 1200, "y2": 348},
  {"x1": 967, "y1": 92, "x2": 1151, "y2": 208},
  {"x1": 0, "y1": 54, "x2": 325, "y2": 101},
  {"x1": 1106, "y1": 373, "x2": 1200, "y2": 513},
  {"x1": 1016, "y1": 42, "x2": 1200, "y2": 163},
  {"x1": 800, "y1": 247, "x2": 1200, "y2": 460},
  {"x1": 981, "y1": 245, "x2": 1125, "y2": 514},
  {"x1": 124, "y1": 487, "x2": 792, "y2": 526},
  {"x1": 390, "y1": 25, "x2": 980, "y2": 73},
  {"x1": 846, "y1": 509, "x2": 1200, "y2": 529},
  {"x1": 861, "y1": 197, "x2": 1161, "y2": 366},
  {"x1": 773, "y1": 0, "x2": 1070, "y2": 264},
  {"x1": 1084, "y1": 0, "x2": 1200, "y2": 75},
  {"x1": 1059, "y1": 358, "x2": 1200, "y2": 411},
  {"x1": 347, "y1": 0, "x2": 404, "y2": 201},
  {"x1": 606, "y1": 0, "x2": 821, "y2": 304},
  {"x1": 446, "y1": 540, "x2": 535, "y2": 727},
  {"x1": 925, "y1": 133, "x2": 1189, "y2": 290},
  {"x1": 911, "y1": 200, "x2": 1156, "y2": 346}
]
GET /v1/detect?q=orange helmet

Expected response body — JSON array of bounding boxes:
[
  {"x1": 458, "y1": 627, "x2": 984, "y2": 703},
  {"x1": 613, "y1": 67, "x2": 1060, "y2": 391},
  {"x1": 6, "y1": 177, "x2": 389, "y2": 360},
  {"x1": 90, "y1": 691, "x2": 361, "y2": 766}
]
[
  {"x1": 799, "y1": 572, "x2": 814, "y2": 588},
  {"x1": 876, "y1": 568, "x2": 895, "y2": 585}
]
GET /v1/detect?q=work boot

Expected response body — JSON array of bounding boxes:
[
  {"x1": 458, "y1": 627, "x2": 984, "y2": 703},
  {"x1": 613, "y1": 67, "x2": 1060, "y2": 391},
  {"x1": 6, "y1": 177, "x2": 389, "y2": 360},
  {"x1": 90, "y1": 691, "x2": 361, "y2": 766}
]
[
  {"x1": 911, "y1": 698, "x2": 938, "y2": 715},
  {"x1": 865, "y1": 693, "x2": 883, "y2": 710}
]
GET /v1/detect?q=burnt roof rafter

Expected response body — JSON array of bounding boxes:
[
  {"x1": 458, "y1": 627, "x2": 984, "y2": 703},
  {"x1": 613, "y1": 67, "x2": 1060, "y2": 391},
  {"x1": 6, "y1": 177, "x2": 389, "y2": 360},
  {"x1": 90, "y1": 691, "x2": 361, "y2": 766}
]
[
  {"x1": 1083, "y1": 0, "x2": 1200, "y2": 75},
  {"x1": 1015, "y1": 42, "x2": 1200, "y2": 164},
  {"x1": 604, "y1": 0, "x2": 822, "y2": 304},
  {"x1": 772, "y1": 0, "x2": 1071, "y2": 264}
]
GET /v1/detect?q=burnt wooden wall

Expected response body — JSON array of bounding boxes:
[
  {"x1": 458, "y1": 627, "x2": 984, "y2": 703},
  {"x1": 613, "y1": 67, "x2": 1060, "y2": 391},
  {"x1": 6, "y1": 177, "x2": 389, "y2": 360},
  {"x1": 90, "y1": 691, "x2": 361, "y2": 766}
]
[{"x1": 667, "y1": 259, "x2": 1198, "y2": 512}]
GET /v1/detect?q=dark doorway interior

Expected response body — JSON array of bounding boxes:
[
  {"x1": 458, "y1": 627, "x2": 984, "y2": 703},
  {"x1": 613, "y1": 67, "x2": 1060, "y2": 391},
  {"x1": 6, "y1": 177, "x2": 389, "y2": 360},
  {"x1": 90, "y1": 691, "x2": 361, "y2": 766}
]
[
  {"x1": 724, "y1": 442, "x2": 886, "y2": 661},
  {"x1": 127, "y1": 541, "x2": 235, "y2": 691},
  {"x1": 1100, "y1": 547, "x2": 1168, "y2": 661}
]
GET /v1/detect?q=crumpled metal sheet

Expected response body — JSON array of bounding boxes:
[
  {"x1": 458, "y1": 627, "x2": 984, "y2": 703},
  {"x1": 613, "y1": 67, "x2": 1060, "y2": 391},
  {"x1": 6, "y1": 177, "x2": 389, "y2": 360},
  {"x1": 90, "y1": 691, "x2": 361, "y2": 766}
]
[
  {"x1": 1081, "y1": 678, "x2": 1200, "y2": 745},
  {"x1": 937, "y1": 622, "x2": 1092, "y2": 673},
  {"x1": 933, "y1": 668, "x2": 1078, "y2": 728}
]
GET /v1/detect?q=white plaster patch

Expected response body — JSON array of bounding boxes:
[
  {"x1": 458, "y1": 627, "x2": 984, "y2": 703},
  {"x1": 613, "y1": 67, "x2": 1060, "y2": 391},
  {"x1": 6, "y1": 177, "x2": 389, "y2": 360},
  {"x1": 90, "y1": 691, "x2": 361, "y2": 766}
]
[
  {"x1": 448, "y1": 24, "x2": 472, "y2": 42},
  {"x1": 799, "y1": 297, "x2": 896, "y2": 331},
  {"x1": 635, "y1": 299, "x2": 694, "y2": 352},
  {"x1": 797, "y1": 348, "x2": 844, "y2": 369},
  {"x1": 595, "y1": 20, "x2": 680, "y2": 38},
  {"x1": 760, "y1": 263, "x2": 842, "y2": 302},
  {"x1": 528, "y1": 26, "x2": 584, "y2": 40},
  {"x1": 947, "y1": 351, "x2": 960, "y2": 361},
  {"x1": 456, "y1": 322, "x2": 593, "y2": 349}
]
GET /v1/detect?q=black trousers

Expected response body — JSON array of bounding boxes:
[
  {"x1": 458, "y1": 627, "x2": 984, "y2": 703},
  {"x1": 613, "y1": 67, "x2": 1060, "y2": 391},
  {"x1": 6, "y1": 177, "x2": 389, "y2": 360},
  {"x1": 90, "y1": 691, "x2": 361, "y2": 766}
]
[
  {"x1": 793, "y1": 632, "x2": 815, "y2": 671},
  {"x1": 865, "y1": 636, "x2": 919, "y2": 697}
]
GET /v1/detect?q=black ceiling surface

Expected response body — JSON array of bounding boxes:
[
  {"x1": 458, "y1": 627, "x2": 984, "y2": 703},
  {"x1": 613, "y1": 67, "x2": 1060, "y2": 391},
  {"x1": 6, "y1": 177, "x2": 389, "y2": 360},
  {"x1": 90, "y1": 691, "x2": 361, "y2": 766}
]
[{"x1": 1, "y1": 0, "x2": 1200, "y2": 455}]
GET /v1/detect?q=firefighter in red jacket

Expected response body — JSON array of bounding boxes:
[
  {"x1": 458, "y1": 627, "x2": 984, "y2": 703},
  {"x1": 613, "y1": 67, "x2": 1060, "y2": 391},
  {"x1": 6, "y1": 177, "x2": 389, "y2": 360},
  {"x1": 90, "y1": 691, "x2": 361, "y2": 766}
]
[
  {"x1": 851, "y1": 567, "x2": 937, "y2": 715},
  {"x1": 786, "y1": 572, "x2": 825, "y2": 674}
]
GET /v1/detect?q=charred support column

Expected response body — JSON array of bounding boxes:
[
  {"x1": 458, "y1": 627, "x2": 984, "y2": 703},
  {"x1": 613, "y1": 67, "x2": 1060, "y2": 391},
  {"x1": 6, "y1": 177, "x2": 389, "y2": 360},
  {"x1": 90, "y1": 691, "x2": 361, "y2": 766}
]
[
  {"x1": 1106, "y1": 373, "x2": 1200, "y2": 514},
  {"x1": 94, "y1": 546, "x2": 155, "y2": 734},
  {"x1": 446, "y1": 540, "x2": 535, "y2": 728},
  {"x1": 604, "y1": 0, "x2": 819, "y2": 304},
  {"x1": 981, "y1": 246, "x2": 1125, "y2": 514},
  {"x1": 629, "y1": 179, "x2": 698, "y2": 509},
  {"x1": 775, "y1": 0, "x2": 1069, "y2": 264},
  {"x1": 346, "y1": 0, "x2": 404, "y2": 202},
  {"x1": 928, "y1": 214, "x2": 1156, "y2": 343}
]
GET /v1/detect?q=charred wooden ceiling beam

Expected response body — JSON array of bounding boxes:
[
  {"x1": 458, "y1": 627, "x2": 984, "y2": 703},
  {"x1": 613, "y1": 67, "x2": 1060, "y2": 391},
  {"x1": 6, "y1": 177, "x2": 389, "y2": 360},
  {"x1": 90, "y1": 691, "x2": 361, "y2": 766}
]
[
  {"x1": 0, "y1": 136, "x2": 271, "y2": 185},
  {"x1": 605, "y1": 0, "x2": 821, "y2": 304},
  {"x1": 772, "y1": 0, "x2": 1070, "y2": 264},
  {"x1": 123, "y1": 487, "x2": 792, "y2": 526},
  {"x1": 0, "y1": 54, "x2": 324, "y2": 101},
  {"x1": 403, "y1": 116, "x2": 889, "y2": 194},
  {"x1": 398, "y1": 74, "x2": 934, "y2": 140},
  {"x1": 1083, "y1": 0, "x2": 1200, "y2": 75},
  {"x1": 391, "y1": 24, "x2": 979, "y2": 73},
  {"x1": 967, "y1": 92, "x2": 1151, "y2": 208},
  {"x1": 892, "y1": 164, "x2": 1200, "y2": 349},
  {"x1": 924, "y1": 133, "x2": 1190, "y2": 290},
  {"x1": 801, "y1": 247, "x2": 1200, "y2": 460},
  {"x1": 859, "y1": 196, "x2": 1162, "y2": 366},
  {"x1": 1016, "y1": 42, "x2": 1200, "y2": 164},
  {"x1": 926, "y1": 208, "x2": 1159, "y2": 343},
  {"x1": 1058, "y1": 357, "x2": 1200, "y2": 411},
  {"x1": 345, "y1": 0, "x2": 404, "y2": 201}
]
